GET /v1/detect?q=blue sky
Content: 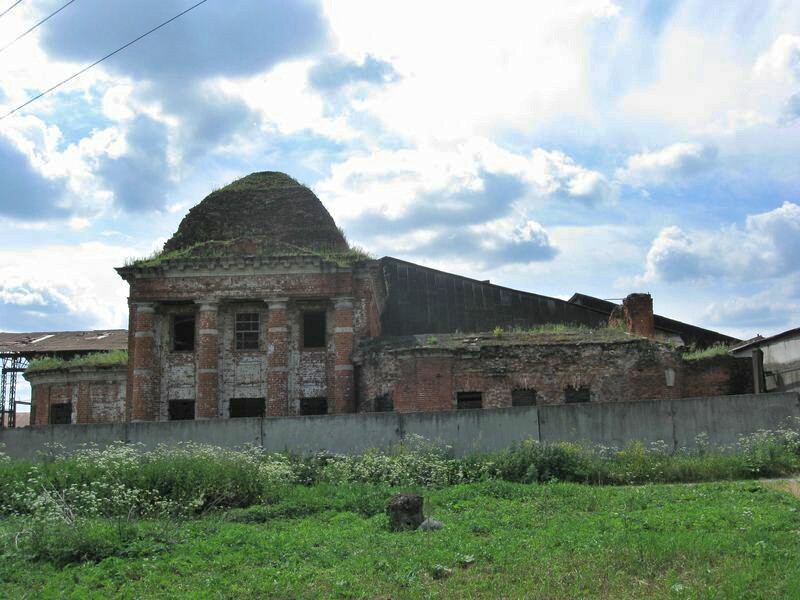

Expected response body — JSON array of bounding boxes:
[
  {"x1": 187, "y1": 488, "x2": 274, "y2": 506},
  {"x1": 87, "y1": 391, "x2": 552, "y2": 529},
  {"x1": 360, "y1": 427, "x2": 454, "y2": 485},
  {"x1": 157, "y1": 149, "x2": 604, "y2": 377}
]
[{"x1": 0, "y1": 0, "x2": 799, "y2": 343}]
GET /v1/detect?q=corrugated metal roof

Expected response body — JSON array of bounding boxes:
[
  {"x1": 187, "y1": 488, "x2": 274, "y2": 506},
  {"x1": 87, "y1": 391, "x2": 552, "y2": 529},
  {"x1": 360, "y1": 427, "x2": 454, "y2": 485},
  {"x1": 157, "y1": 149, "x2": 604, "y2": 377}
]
[{"x1": 0, "y1": 330, "x2": 127, "y2": 356}]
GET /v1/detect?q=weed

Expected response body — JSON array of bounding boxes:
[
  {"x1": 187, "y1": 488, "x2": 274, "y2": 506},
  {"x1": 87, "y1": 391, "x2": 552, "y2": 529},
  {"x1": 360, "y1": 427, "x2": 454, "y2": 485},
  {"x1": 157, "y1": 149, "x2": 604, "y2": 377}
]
[
  {"x1": 683, "y1": 343, "x2": 731, "y2": 361},
  {"x1": 26, "y1": 350, "x2": 128, "y2": 374}
]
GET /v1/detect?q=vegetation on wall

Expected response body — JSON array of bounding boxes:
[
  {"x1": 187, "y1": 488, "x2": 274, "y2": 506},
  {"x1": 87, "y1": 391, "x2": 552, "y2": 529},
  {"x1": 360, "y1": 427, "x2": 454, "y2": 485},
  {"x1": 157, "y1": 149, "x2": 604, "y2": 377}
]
[
  {"x1": 125, "y1": 239, "x2": 374, "y2": 269},
  {"x1": 682, "y1": 343, "x2": 732, "y2": 362},
  {"x1": 26, "y1": 350, "x2": 128, "y2": 374}
]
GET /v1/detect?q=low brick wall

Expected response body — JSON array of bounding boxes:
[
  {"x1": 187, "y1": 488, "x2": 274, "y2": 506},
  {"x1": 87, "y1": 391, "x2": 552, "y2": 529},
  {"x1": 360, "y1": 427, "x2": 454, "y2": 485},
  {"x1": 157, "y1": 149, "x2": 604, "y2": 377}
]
[
  {"x1": 2, "y1": 393, "x2": 797, "y2": 459},
  {"x1": 356, "y1": 338, "x2": 752, "y2": 412},
  {"x1": 681, "y1": 355, "x2": 753, "y2": 397},
  {"x1": 25, "y1": 366, "x2": 126, "y2": 425}
]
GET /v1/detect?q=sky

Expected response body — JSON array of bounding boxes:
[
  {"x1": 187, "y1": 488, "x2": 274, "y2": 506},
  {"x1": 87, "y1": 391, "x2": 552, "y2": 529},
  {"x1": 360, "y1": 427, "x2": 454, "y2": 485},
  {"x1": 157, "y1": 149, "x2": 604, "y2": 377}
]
[{"x1": 1, "y1": 0, "x2": 799, "y2": 350}]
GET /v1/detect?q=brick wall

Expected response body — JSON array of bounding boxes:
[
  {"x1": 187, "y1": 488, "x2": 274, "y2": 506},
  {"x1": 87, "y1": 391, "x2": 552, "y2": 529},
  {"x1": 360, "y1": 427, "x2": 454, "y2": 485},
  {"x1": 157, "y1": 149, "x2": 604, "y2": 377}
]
[
  {"x1": 121, "y1": 258, "x2": 379, "y2": 420},
  {"x1": 357, "y1": 338, "x2": 751, "y2": 412},
  {"x1": 26, "y1": 366, "x2": 126, "y2": 425},
  {"x1": 681, "y1": 355, "x2": 753, "y2": 397}
]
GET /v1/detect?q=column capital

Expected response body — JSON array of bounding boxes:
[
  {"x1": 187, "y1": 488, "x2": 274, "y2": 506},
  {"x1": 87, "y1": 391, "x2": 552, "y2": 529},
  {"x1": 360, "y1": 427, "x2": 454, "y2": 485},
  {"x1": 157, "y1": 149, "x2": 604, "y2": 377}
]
[
  {"x1": 195, "y1": 299, "x2": 219, "y2": 311},
  {"x1": 133, "y1": 301, "x2": 156, "y2": 314},
  {"x1": 265, "y1": 297, "x2": 289, "y2": 310},
  {"x1": 333, "y1": 296, "x2": 354, "y2": 310}
]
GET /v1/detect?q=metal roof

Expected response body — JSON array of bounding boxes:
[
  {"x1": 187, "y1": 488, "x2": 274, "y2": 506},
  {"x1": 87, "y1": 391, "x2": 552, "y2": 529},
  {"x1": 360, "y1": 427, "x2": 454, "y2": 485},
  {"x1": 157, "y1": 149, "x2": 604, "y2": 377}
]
[
  {"x1": 730, "y1": 327, "x2": 800, "y2": 353},
  {"x1": 567, "y1": 292, "x2": 740, "y2": 348},
  {"x1": 0, "y1": 330, "x2": 127, "y2": 356}
]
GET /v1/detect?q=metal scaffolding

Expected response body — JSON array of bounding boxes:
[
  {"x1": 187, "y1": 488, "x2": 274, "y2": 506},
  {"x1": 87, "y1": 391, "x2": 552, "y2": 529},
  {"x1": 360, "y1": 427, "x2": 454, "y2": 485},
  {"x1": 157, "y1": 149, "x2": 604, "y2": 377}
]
[{"x1": 1, "y1": 354, "x2": 28, "y2": 429}]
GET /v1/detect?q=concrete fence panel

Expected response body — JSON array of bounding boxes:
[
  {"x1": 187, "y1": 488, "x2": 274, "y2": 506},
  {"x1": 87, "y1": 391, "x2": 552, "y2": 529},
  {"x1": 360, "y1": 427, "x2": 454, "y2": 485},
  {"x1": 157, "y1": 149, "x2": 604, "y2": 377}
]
[
  {"x1": 128, "y1": 418, "x2": 261, "y2": 450},
  {"x1": 401, "y1": 407, "x2": 539, "y2": 455},
  {"x1": 0, "y1": 423, "x2": 127, "y2": 459},
  {"x1": 670, "y1": 392, "x2": 800, "y2": 449},
  {"x1": 261, "y1": 412, "x2": 399, "y2": 455},
  {"x1": 538, "y1": 398, "x2": 675, "y2": 448},
  {"x1": 2, "y1": 393, "x2": 799, "y2": 459}
]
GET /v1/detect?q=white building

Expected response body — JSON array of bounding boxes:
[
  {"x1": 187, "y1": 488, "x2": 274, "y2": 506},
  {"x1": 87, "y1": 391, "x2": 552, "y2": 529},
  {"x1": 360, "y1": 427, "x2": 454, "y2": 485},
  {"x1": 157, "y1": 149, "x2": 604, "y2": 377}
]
[{"x1": 731, "y1": 328, "x2": 800, "y2": 394}]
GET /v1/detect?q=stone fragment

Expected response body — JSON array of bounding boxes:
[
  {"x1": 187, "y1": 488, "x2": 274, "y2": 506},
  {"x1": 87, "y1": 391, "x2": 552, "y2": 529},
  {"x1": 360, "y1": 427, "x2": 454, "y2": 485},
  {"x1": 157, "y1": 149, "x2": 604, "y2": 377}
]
[
  {"x1": 418, "y1": 517, "x2": 443, "y2": 531},
  {"x1": 386, "y1": 493, "x2": 425, "y2": 531}
]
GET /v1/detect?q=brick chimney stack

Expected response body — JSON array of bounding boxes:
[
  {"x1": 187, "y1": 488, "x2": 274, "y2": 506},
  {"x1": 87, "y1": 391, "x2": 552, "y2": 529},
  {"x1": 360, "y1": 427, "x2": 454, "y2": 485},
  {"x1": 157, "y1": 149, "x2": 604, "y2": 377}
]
[{"x1": 621, "y1": 293, "x2": 655, "y2": 337}]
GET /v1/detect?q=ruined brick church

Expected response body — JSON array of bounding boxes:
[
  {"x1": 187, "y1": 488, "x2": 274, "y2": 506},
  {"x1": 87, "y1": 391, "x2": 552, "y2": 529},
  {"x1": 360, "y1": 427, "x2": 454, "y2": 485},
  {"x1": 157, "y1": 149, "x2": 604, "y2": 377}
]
[{"x1": 25, "y1": 172, "x2": 748, "y2": 425}]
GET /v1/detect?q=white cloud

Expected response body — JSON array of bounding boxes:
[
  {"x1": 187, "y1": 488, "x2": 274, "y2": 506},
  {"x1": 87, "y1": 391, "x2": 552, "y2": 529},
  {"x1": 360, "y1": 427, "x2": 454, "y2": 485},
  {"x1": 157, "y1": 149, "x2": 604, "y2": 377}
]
[
  {"x1": 754, "y1": 34, "x2": 800, "y2": 82},
  {"x1": 318, "y1": 139, "x2": 612, "y2": 225},
  {"x1": 323, "y1": 0, "x2": 619, "y2": 143},
  {"x1": 0, "y1": 242, "x2": 144, "y2": 329},
  {"x1": 616, "y1": 142, "x2": 717, "y2": 187},
  {"x1": 641, "y1": 201, "x2": 800, "y2": 283},
  {"x1": 704, "y1": 294, "x2": 798, "y2": 329}
]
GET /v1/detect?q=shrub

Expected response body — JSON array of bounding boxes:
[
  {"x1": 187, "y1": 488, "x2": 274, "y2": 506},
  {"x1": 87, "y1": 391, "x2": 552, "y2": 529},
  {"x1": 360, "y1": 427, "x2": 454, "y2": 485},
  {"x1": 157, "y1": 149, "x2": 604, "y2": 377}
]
[
  {"x1": 491, "y1": 440, "x2": 609, "y2": 484},
  {"x1": 19, "y1": 518, "x2": 174, "y2": 566}
]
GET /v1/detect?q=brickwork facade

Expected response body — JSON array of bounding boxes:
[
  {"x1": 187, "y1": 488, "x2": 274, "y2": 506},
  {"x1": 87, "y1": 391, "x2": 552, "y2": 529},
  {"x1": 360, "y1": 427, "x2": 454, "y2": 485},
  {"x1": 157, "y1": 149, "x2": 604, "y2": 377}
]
[
  {"x1": 115, "y1": 257, "x2": 378, "y2": 421},
  {"x1": 356, "y1": 338, "x2": 752, "y2": 412},
  {"x1": 26, "y1": 366, "x2": 126, "y2": 425}
]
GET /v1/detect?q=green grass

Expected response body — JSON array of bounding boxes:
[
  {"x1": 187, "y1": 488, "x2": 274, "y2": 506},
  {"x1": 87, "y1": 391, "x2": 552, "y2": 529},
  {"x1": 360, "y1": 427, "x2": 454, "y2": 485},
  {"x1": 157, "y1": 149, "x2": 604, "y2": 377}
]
[
  {"x1": 1, "y1": 479, "x2": 799, "y2": 599},
  {"x1": 125, "y1": 239, "x2": 375, "y2": 268},
  {"x1": 26, "y1": 350, "x2": 128, "y2": 374},
  {"x1": 214, "y1": 171, "x2": 301, "y2": 193},
  {"x1": 683, "y1": 343, "x2": 732, "y2": 361}
]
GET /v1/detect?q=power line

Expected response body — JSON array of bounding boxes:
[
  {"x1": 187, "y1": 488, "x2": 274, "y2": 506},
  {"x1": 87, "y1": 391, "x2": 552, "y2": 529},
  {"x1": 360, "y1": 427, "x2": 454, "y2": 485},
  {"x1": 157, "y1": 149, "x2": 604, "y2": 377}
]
[
  {"x1": 0, "y1": 0, "x2": 24, "y2": 20},
  {"x1": 0, "y1": 0, "x2": 210, "y2": 121},
  {"x1": 0, "y1": 0, "x2": 78, "y2": 55}
]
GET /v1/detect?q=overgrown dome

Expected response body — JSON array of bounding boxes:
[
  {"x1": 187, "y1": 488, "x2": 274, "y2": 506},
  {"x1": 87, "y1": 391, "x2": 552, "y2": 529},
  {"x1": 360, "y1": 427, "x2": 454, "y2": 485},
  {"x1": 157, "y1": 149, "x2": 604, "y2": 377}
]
[{"x1": 163, "y1": 172, "x2": 349, "y2": 257}]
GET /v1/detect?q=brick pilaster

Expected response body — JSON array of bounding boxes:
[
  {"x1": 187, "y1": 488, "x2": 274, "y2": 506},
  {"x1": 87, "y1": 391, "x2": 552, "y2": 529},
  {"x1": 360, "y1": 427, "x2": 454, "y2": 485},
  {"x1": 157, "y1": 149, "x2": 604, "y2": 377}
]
[
  {"x1": 266, "y1": 298, "x2": 289, "y2": 416},
  {"x1": 31, "y1": 384, "x2": 49, "y2": 425},
  {"x1": 130, "y1": 302, "x2": 157, "y2": 421},
  {"x1": 332, "y1": 297, "x2": 355, "y2": 414},
  {"x1": 195, "y1": 300, "x2": 219, "y2": 419},
  {"x1": 76, "y1": 381, "x2": 91, "y2": 424}
]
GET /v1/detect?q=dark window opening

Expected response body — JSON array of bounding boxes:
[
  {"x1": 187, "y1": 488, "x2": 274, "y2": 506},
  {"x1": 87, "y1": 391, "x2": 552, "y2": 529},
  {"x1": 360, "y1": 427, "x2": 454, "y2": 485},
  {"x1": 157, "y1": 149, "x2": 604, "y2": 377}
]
[
  {"x1": 229, "y1": 397, "x2": 265, "y2": 418},
  {"x1": 235, "y1": 313, "x2": 260, "y2": 350},
  {"x1": 49, "y1": 402, "x2": 71, "y2": 424},
  {"x1": 172, "y1": 314, "x2": 195, "y2": 352},
  {"x1": 565, "y1": 385, "x2": 590, "y2": 403},
  {"x1": 457, "y1": 391, "x2": 482, "y2": 410},
  {"x1": 512, "y1": 389, "x2": 537, "y2": 407},
  {"x1": 168, "y1": 400, "x2": 195, "y2": 420},
  {"x1": 303, "y1": 311, "x2": 326, "y2": 348},
  {"x1": 300, "y1": 397, "x2": 327, "y2": 415},
  {"x1": 374, "y1": 393, "x2": 394, "y2": 412}
]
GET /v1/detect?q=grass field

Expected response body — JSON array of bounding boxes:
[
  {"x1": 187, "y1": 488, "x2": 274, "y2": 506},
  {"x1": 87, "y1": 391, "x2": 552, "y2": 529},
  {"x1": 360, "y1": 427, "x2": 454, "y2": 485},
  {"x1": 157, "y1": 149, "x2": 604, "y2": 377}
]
[{"x1": 2, "y1": 479, "x2": 800, "y2": 599}]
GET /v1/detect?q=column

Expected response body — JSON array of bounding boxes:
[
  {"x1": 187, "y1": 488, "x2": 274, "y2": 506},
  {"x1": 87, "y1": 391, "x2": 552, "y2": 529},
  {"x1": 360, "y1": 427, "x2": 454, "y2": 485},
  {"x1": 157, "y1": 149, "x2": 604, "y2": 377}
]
[
  {"x1": 130, "y1": 302, "x2": 157, "y2": 421},
  {"x1": 31, "y1": 384, "x2": 49, "y2": 425},
  {"x1": 332, "y1": 297, "x2": 355, "y2": 414},
  {"x1": 266, "y1": 298, "x2": 289, "y2": 416},
  {"x1": 752, "y1": 348, "x2": 766, "y2": 394},
  {"x1": 195, "y1": 300, "x2": 220, "y2": 419},
  {"x1": 76, "y1": 382, "x2": 91, "y2": 424}
]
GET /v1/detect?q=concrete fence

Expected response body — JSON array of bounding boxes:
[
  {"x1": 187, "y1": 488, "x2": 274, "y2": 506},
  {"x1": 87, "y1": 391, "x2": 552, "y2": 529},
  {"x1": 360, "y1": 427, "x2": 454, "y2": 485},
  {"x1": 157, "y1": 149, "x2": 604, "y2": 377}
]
[{"x1": 1, "y1": 392, "x2": 799, "y2": 459}]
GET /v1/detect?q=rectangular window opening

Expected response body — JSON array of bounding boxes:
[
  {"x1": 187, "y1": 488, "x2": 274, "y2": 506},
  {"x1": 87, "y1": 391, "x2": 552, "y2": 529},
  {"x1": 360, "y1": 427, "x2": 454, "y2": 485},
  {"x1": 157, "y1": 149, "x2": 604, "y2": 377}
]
[
  {"x1": 229, "y1": 397, "x2": 265, "y2": 418},
  {"x1": 512, "y1": 388, "x2": 537, "y2": 407},
  {"x1": 564, "y1": 385, "x2": 590, "y2": 404},
  {"x1": 300, "y1": 397, "x2": 327, "y2": 415},
  {"x1": 172, "y1": 314, "x2": 195, "y2": 352},
  {"x1": 168, "y1": 399, "x2": 195, "y2": 420},
  {"x1": 235, "y1": 312, "x2": 260, "y2": 351},
  {"x1": 302, "y1": 311, "x2": 326, "y2": 348},
  {"x1": 457, "y1": 391, "x2": 482, "y2": 410},
  {"x1": 49, "y1": 402, "x2": 71, "y2": 424},
  {"x1": 374, "y1": 392, "x2": 394, "y2": 412}
]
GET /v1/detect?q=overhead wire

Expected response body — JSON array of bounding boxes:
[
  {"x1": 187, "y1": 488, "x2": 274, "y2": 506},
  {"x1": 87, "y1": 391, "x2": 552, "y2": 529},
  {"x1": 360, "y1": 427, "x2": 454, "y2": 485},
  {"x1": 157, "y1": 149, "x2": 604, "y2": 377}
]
[
  {"x1": 0, "y1": 0, "x2": 78, "y2": 54},
  {"x1": 0, "y1": 0, "x2": 210, "y2": 121},
  {"x1": 0, "y1": 0, "x2": 24, "y2": 20}
]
